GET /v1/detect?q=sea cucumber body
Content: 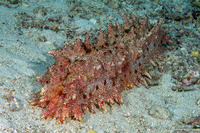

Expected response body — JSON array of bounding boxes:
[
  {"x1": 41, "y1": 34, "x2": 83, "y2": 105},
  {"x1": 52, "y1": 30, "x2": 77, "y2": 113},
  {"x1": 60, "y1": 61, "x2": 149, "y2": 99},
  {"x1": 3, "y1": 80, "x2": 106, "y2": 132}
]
[{"x1": 30, "y1": 14, "x2": 170, "y2": 123}]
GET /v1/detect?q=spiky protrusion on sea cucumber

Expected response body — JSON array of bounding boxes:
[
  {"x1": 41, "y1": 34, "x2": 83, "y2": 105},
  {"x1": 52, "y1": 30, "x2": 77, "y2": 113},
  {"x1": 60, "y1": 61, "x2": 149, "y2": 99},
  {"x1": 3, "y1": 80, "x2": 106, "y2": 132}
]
[{"x1": 30, "y1": 14, "x2": 171, "y2": 124}]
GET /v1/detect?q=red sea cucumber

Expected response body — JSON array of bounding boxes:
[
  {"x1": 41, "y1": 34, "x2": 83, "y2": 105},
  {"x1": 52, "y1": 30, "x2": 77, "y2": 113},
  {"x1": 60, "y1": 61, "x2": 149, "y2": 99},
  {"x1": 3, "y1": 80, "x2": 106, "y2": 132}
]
[{"x1": 30, "y1": 14, "x2": 171, "y2": 124}]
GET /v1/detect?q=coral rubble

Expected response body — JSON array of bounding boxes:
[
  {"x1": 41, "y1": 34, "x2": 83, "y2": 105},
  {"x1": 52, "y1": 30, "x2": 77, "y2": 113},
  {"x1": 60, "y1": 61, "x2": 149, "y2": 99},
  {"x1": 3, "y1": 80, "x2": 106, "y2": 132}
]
[{"x1": 30, "y1": 14, "x2": 170, "y2": 123}]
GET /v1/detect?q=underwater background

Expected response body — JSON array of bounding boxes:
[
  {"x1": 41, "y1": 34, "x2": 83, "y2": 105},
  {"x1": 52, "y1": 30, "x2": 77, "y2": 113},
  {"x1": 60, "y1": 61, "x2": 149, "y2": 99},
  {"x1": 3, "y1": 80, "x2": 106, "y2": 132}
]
[{"x1": 0, "y1": 0, "x2": 199, "y2": 132}]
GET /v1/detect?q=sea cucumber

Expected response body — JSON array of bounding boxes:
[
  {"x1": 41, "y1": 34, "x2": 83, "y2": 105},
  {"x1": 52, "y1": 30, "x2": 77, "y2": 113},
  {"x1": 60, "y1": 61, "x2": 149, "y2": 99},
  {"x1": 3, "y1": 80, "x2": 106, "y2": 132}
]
[{"x1": 30, "y1": 14, "x2": 170, "y2": 124}]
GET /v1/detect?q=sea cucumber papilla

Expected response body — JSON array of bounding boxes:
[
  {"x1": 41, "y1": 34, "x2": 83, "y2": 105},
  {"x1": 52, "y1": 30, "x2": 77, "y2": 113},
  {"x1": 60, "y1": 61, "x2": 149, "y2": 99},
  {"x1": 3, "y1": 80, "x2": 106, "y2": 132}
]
[{"x1": 30, "y1": 14, "x2": 171, "y2": 124}]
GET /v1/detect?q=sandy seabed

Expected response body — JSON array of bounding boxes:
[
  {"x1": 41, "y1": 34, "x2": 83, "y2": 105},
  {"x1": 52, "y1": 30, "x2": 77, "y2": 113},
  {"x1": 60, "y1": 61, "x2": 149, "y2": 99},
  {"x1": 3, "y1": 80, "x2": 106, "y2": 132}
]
[{"x1": 0, "y1": 0, "x2": 199, "y2": 132}]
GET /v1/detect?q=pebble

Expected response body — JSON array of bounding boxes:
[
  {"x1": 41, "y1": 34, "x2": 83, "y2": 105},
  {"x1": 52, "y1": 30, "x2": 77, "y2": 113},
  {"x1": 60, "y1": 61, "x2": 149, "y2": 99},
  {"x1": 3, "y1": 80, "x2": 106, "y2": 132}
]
[
  {"x1": 21, "y1": 3, "x2": 30, "y2": 8},
  {"x1": 196, "y1": 98, "x2": 200, "y2": 106},
  {"x1": 88, "y1": 128, "x2": 96, "y2": 133},
  {"x1": 9, "y1": 99, "x2": 21, "y2": 112},
  {"x1": 148, "y1": 106, "x2": 171, "y2": 120},
  {"x1": 3, "y1": 95, "x2": 22, "y2": 112},
  {"x1": 89, "y1": 18, "x2": 97, "y2": 25}
]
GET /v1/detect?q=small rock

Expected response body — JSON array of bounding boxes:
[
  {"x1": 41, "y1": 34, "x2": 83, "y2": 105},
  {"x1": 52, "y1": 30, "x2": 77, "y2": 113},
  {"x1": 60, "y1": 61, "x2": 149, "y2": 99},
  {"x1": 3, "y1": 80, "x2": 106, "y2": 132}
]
[
  {"x1": 21, "y1": 3, "x2": 30, "y2": 8},
  {"x1": 73, "y1": 18, "x2": 96, "y2": 34},
  {"x1": 148, "y1": 106, "x2": 171, "y2": 120},
  {"x1": 123, "y1": 112, "x2": 132, "y2": 117},
  {"x1": 182, "y1": 77, "x2": 194, "y2": 86},
  {"x1": 38, "y1": 36, "x2": 47, "y2": 42},
  {"x1": 7, "y1": 96, "x2": 22, "y2": 112},
  {"x1": 89, "y1": 18, "x2": 97, "y2": 25},
  {"x1": 196, "y1": 98, "x2": 200, "y2": 106},
  {"x1": 88, "y1": 128, "x2": 96, "y2": 133}
]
